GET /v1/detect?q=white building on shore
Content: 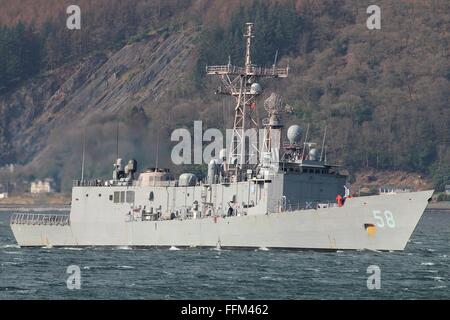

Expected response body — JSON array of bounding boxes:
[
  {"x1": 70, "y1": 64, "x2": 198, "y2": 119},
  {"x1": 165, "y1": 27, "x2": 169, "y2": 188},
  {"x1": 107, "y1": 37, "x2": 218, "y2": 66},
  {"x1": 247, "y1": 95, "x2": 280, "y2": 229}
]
[{"x1": 30, "y1": 179, "x2": 55, "y2": 194}]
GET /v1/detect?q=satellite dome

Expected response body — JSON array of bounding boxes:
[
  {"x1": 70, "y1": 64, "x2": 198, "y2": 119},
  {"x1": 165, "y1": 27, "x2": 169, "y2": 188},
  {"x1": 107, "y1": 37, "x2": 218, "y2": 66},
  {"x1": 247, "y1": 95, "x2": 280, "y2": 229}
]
[
  {"x1": 309, "y1": 148, "x2": 319, "y2": 161},
  {"x1": 250, "y1": 83, "x2": 262, "y2": 95},
  {"x1": 287, "y1": 125, "x2": 302, "y2": 144},
  {"x1": 178, "y1": 173, "x2": 197, "y2": 187}
]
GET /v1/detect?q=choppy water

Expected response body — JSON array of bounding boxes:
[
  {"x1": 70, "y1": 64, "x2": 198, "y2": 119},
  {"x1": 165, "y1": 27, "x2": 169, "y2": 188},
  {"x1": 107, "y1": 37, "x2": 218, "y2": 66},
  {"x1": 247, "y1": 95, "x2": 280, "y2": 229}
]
[{"x1": 0, "y1": 210, "x2": 448, "y2": 299}]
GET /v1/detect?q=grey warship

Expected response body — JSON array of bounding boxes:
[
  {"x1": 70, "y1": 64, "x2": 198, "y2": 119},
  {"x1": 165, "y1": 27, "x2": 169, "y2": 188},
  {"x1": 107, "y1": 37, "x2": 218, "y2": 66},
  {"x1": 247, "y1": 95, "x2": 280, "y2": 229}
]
[{"x1": 10, "y1": 23, "x2": 433, "y2": 250}]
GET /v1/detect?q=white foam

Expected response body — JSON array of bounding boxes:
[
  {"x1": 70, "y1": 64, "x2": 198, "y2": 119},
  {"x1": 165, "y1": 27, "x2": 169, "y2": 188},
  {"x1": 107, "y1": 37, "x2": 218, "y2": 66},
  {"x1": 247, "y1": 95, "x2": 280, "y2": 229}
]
[
  {"x1": 2, "y1": 244, "x2": 20, "y2": 249},
  {"x1": 430, "y1": 276, "x2": 444, "y2": 282},
  {"x1": 421, "y1": 262, "x2": 435, "y2": 266},
  {"x1": 3, "y1": 251, "x2": 22, "y2": 255},
  {"x1": 117, "y1": 265, "x2": 134, "y2": 269},
  {"x1": 169, "y1": 246, "x2": 180, "y2": 251},
  {"x1": 258, "y1": 247, "x2": 269, "y2": 251},
  {"x1": 116, "y1": 246, "x2": 132, "y2": 250},
  {"x1": 430, "y1": 285, "x2": 446, "y2": 290}
]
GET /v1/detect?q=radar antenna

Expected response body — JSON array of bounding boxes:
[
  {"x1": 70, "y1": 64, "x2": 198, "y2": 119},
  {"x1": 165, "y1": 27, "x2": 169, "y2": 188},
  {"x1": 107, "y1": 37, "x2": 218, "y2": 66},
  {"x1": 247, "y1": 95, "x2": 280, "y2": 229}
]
[
  {"x1": 206, "y1": 23, "x2": 289, "y2": 173},
  {"x1": 262, "y1": 93, "x2": 293, "y2": 164}
]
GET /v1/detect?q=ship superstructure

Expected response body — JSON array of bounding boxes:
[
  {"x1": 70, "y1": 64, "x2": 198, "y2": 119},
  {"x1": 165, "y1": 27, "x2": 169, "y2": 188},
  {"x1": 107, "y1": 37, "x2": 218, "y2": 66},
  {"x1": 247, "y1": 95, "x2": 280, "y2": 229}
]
[{"x1": 10, "y1": 23, "x2": 433, "y2": 250}]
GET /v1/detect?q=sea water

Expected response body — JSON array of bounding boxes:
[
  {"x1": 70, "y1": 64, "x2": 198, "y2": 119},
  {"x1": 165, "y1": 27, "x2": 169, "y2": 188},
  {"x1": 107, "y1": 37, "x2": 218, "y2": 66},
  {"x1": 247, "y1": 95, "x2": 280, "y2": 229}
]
[{"x1": 0, "y1": 210, "x2": 448, "y2": 299}]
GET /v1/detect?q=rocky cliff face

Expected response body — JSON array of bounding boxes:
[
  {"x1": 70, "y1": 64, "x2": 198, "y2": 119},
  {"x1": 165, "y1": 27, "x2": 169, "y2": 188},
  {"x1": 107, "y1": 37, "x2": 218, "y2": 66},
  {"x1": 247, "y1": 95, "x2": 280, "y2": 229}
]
[{"x1": 0, "y1": 29, "x2": 197, "y2": 166}]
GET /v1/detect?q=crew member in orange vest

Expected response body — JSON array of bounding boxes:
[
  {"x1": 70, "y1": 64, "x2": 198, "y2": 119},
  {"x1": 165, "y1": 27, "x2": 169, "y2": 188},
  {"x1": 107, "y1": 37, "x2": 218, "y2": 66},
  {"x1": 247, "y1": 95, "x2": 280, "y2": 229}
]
[{"x1": 336, "y1": 194, "x2": 343, "y2": 207}]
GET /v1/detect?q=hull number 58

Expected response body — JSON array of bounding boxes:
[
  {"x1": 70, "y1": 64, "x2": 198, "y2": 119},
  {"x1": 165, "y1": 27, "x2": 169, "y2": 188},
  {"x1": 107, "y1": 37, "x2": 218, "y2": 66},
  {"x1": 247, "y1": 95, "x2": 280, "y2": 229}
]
[{"x1": 372, "y1": 210, "x2": 396, "y2": 228}]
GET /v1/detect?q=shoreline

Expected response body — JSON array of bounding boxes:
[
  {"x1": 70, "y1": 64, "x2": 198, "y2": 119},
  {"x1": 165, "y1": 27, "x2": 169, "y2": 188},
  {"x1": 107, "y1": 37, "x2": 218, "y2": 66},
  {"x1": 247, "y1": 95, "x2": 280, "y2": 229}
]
[{"x1": 426, "y1": 201, "x2": 450, "y2": 210}]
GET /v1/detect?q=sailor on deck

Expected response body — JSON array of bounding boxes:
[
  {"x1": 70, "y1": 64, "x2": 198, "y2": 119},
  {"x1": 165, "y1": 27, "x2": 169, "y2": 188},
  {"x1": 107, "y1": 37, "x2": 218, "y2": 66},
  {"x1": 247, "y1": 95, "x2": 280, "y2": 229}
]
[{"x1": 336, "y1": 194, "x2": 343, "y2": 207}]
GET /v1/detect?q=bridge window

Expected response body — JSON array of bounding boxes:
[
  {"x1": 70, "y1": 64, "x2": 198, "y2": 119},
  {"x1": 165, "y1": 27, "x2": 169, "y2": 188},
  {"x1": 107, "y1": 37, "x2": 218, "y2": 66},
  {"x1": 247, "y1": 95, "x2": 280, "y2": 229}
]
[
  {"x1": 126, "y1": 191, "x2": 135, "y2": 203},
  {"x1": 149, "y1": 191, "x2": 154, "y2": 201},
  {"x1": 113, "y1": 191, "x2": 133, "y2": 203},
  {"x1": 114, "y1": 192, "x2": 120, "y2": 203}
]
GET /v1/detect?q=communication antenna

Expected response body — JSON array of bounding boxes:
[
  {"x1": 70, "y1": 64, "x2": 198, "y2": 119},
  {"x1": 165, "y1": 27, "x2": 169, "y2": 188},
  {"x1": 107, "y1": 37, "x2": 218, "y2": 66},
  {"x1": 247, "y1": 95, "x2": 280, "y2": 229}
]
[
  {"x1": 301, "y1": 124, "x2": 310, "y2": 160},
  {"x1": 320, "y1": 125, "x2": 328, "y2": 162},
  {"x1": 116, "y1": 120, "x2": 120, "y2": 160},
  {"x1": 155, "y1": 128, "x2": 160, "y2": 171},
  {"x1": 81, "y1": 131, "x2": 86, "y2": 181},
  {"x1": 272, "y1": 50, "x2": 279, "y2": 72},
  {"x1": 206, "y1": 23, "x2": 289, "y2": 172}
]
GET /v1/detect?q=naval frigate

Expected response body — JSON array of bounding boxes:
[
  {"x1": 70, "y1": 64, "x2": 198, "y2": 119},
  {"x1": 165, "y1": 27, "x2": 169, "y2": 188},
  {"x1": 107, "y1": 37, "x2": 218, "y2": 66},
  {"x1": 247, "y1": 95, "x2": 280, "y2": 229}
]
[{"x1": 10, "y1": 23, "x2": 433, "y2": 250}]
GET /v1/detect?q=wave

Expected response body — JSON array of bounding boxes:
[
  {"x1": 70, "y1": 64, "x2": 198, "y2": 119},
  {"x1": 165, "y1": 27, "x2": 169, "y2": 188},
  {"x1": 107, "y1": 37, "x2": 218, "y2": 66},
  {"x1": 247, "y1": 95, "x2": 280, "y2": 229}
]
[
  {"x1": 116, "y1": 265, "x2": 135, "y2": 269},
  {"x1": 421, "y1": 262, "x2": 435, "y2": 266},
  {"x1": 2, "y1": 244, "x2": 20, "y2": 249},
  {"x1": 1, "y1": 261, "x2": 20, "y2": 266},
  {"x1": 424, "y1": 269, "x2": 439, "y2": 273},
  {"x1": 116, "y1": 246, "x2": 132, "y2": 250},
  {"x1": 432, "y1": 277, "x2": 444, "y2": 282},
  {"x1": 430, "y1": 285, "x2": 447, "y2": 290},
  {"x1": 169, "y1": 246, "x2": 180, "y2": 251},
  {"x1": 2, "y1": 251, "x2": 22, "y2": 255},
  {"x1": 0, "y1": 286, "x2": 28, "y2": 292}
]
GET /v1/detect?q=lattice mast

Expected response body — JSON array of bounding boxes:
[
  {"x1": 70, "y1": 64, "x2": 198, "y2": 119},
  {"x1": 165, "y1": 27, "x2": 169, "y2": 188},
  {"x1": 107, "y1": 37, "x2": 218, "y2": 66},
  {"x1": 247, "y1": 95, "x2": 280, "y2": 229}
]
[{"x1": 206, "y1": 23, "x2": 288, "y2": 171}]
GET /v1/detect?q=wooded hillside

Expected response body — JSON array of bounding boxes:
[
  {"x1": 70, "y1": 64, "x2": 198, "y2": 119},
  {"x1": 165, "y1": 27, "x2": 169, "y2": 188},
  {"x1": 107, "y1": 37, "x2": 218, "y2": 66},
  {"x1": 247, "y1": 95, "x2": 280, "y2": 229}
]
[{"x1": 0, "y1": 0, "x2": 448, "y2": 191}]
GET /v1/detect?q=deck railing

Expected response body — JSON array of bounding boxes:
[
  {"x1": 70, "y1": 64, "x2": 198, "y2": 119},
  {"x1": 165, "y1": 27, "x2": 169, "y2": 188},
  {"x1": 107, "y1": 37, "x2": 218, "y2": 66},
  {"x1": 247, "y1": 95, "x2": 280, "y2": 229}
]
[
  {"x1": 206, "y1": 65, "x2": 289, "y2": 77},
  {"x1": 10, "y1": 213, "x2": 70, "y2": 226},
  {"x1": 277, "y1": 201, "x2": 338, "y2": 213}
]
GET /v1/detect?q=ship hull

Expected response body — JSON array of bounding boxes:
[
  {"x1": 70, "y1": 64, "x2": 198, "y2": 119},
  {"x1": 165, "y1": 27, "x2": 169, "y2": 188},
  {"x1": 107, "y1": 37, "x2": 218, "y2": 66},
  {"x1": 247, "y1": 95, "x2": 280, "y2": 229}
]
[{"x1": 10, "y1": 190, "x2": 433, "y2": 251}]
